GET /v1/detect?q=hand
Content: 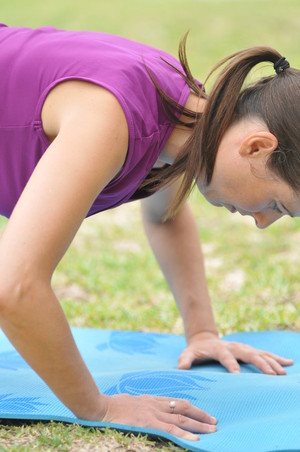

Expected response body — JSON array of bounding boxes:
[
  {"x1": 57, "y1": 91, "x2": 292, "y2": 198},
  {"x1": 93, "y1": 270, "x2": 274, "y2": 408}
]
[
  {"x1": 101, "y1": 393, "x2": 217, "y2": 441},
  {"x1": 178, "y1": 332, "x2": 294, "y2": 375}
]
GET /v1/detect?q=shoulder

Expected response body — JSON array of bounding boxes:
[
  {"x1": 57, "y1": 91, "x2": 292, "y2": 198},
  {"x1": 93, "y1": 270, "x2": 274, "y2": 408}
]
[
  {"x1": 41, "y1": 80, "x2": 129, "y2": 189},
  {"x1": 41, "y1": 80, "x2": 128, "y2": 144}
]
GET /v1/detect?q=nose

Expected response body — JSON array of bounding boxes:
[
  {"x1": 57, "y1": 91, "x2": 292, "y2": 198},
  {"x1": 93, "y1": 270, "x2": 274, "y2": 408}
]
[{"x1": 253, "y1": 212, "x2": 282, "y2": 229}]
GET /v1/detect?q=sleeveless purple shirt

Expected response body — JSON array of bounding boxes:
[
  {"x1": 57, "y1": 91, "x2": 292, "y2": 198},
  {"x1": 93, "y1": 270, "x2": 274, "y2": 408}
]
[{"x1": 0, "y1": 25, "x2": 191, "y2": 218}]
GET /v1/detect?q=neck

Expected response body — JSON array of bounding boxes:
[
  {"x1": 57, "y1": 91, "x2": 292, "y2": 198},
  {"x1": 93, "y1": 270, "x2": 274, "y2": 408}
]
[{"x1": 160, "y1": 94, "x2": 206, "y2": 164}]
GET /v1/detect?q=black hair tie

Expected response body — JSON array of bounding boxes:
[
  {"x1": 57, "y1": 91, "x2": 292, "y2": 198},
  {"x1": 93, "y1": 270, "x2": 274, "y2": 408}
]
[{"x1": 274, "y1": 57, "x2": 290, "y2": 74}]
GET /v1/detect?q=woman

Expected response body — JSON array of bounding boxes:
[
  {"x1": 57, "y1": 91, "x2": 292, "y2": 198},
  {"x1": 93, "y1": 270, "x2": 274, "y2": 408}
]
[{"x1": 0, "y1": 24, "x2": 297, "y2": 441}]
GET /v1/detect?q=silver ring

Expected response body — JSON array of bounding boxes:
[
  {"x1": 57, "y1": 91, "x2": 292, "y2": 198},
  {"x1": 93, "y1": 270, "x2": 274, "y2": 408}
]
[{"x1": 169, "y1": 400, "x2": 176, "y2": 413}]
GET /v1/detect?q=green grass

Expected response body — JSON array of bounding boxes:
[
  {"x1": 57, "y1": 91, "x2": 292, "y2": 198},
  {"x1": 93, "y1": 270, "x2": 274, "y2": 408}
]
[{"x1": 1, "y1": 0, "x2": 300, "y2": 449}]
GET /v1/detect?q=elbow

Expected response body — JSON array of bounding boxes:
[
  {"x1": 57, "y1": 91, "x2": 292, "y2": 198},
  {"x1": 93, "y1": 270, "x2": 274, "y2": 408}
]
[
  {"x1": 141, "y1": 196, "x2": 190, "y2": 227},
  {"x1": 141, "y1": 201, "x2": 163, "y2": 225},
  {"x1": 0, "y1": 275, "x2": 39, "y2": 320},
  {"x1": 0, "y1": 280, "x2": 24, "y2": 318},
  {"x1": 141, "y1": 199, "x2": 173, "y2": 226}
]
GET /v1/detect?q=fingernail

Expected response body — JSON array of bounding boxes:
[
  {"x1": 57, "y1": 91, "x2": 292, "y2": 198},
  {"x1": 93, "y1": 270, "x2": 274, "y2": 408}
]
[
  {"x1": 209, "y1": 425, "x2": 217, "y2": 432},
  {"x1": 184, "y1": 433, "x2": 199, "y2": 441},
  {"x1": 232, "y1": 370, "x2": 240, "y2": 374},
  {"x1": 211, "y1": 416, "x2": 218, "y2": 424}
]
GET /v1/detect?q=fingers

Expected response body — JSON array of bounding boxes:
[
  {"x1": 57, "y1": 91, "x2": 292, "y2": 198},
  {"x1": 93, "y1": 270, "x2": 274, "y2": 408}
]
[
  {"x1": 154, "y1": 398, "x2": 217, "y2": 441},
  {"x1": 226, "y1": 343, "x2": 294, "y2": 375},
  {"x1": 264, "y1": 356, "x2": 287, "y2": 375},
  {"x1": 178, "y1": 339, "x2": 293, "y2": 377},
  {"x1": 264, "y1": 352, "x2": 294, "y2": 366},
  {"x1": 216, "y1": 348, "x2": 241, "y2": 374},
  {"x1": 246, "y1": 354, "x2": 278, "y2": 375},
  {"x1": 159, "y1": 398, "x2": 217, "y2": 425},
  {"x1": 153, "y1": 420, "x2": 200, "y2": 441},
  {"x1": 105, "y1": 394, "x2": 217, "y2": 442},
  {"x1": 154, "y1": 416, "x2": 216, "y2": 441},
  {"x1": 177, "y1": 350, "x2": 194, "y2": 370},
  {"x1": 162, "y1": 413, "x2": 217, "y2": 434},
  {"x1": 245, "y1": 354, "x2": 290, "y2": 376}
]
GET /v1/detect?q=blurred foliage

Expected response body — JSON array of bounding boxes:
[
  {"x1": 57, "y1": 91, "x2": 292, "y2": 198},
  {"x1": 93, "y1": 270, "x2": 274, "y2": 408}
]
[{"x1": 0, "y1": 0, "x2": 299, "y2": 449}]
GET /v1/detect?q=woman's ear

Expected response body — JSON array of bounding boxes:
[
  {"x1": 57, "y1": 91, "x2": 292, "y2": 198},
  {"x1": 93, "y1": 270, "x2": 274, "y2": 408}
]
[{"x1": 239, "y1": 131, "x2": 278, "y2": 160}]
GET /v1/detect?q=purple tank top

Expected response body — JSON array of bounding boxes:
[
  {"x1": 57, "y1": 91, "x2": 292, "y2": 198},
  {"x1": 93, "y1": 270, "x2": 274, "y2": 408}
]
[{"x1": 0, "y1": 25, "x2": 191, "y2": 218}]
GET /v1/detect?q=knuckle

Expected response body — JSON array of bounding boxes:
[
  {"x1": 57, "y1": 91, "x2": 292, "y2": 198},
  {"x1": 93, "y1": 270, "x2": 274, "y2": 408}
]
[
  {"x1": 180, "y1": 400, "x2": 191, "y2": 413},
  {"x1": 229, "y1": 342, "x2": 241, "y2": 351},
  {"x1": 166, "y1": 423, "x2": 180, "y2": 436},
  {"x1": 252, "y1": 354, "x2": 263, "y2": 363},
  {"x1": 121, "y1": 393, "x2": 131, "y2": 403},
  {"x1": 223, "y1": 357, "x2": 237, "y2": 367},
  {"x1": 141, "y1": 416, "x2": 153, "y2": 429},
  {"x1": 140, "y1": 394, "x2": 155, "y2": 404},
  {"x1": 176, "y1": 414, "x2": 188, "y2": 426},
  {"x1": 223, "y1": 351, "x2": 235, "y2": 360}
]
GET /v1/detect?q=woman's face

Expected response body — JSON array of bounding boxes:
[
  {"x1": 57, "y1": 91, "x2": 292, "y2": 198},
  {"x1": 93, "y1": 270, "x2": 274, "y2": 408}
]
[{"x1": 197, "y1": 119, "x2": 300, "y2": 229}]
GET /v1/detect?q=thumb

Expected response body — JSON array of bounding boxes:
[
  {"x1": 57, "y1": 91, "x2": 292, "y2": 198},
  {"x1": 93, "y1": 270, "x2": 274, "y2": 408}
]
[{"x1": 178, "y1": 349, "x2": 195, "y2": 370}]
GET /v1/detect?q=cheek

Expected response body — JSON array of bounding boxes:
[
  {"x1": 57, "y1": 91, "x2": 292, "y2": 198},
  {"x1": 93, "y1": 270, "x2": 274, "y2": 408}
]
[
  {"x1": 198, "y1": 160, "x2": 271, "y2": 212},
  {"x1": 227, "y1": 177, "x2": 272, "y2": 211},
  {"x1": 235, "y1": 197, "x2": 270, "y2": 214}
]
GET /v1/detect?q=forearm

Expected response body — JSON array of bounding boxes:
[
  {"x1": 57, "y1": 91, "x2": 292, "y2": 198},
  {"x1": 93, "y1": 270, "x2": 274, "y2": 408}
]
[
  {"x1": 142, "y1": 201, "x2": 218, "y2": 341},
  {"x1": 0, "y1": 282, "x2": 105, "y2": 420}
]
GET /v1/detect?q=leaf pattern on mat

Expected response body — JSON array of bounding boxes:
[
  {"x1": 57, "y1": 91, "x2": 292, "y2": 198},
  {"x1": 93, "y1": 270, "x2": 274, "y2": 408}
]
[
  {"x1": 104, "y1": 370, "x2": 215, "y2": 402},
  {"x1": 0, "y1": 394, "x2": 47, "y2": 413},
  {"x1": 0, "y1": 351, "x2": 30, "y2": 371},
  {"x1": 96, "y1": 331, "x2": 166, "y2": 355}
]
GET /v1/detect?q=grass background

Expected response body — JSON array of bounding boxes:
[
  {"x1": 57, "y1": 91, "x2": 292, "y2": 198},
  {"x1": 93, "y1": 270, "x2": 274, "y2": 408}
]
[{"x1": 0, "y1": 0, "x2": 300, "y2": 450}]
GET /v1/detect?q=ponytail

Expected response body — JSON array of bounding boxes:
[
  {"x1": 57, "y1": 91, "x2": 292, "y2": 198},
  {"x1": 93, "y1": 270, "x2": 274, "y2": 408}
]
[
  {"x1": 143, "y1": 38, "x2": 299, "y2": 220},
  {"x1": 198, "y1": 46, "x2": 282, "y2": 185}
]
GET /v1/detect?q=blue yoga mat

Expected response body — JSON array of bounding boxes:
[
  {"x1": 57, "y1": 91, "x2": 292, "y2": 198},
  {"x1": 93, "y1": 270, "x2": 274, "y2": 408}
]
[{"x1": 0, "y1": 327, "x2": 300, "y2": 452}]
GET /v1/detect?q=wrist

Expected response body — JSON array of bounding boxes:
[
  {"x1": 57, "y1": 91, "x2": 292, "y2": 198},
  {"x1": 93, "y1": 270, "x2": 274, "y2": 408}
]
[
  {"x1": 186, "y1": 329, "x2": 219, "y2": 345},
  {"x1": 179, "y1": 295, "x2": 219, "y2": 341},
  {"x1": 74, "y1": 392, "x2": 109, "y2": 421}
]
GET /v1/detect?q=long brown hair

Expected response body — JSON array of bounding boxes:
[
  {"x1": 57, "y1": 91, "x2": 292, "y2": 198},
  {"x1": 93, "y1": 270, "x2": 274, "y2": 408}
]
[{"x1": 143, "y1": 37, "x2": 300, "y2": 220}]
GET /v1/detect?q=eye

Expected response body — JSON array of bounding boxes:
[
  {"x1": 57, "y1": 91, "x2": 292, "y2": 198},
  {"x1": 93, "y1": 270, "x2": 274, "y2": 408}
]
[{"x1": 271, "y1": 202, "x2": 282, "y2": 213}]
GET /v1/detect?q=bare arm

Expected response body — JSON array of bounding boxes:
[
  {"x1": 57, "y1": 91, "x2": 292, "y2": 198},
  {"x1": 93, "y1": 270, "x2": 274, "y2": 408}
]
[
  {"x1": 0, "y1": 83, "x2": 128, "y2": 420},
  {"x1": 141, "y1": 187, "x2": 218, "y2": 341},
  {"x1": 0, "y1": 82, "x2": 217, "y2": 440},
  {"x1": 141, "y1": 180, "x2": 293, "y2": 374}
]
